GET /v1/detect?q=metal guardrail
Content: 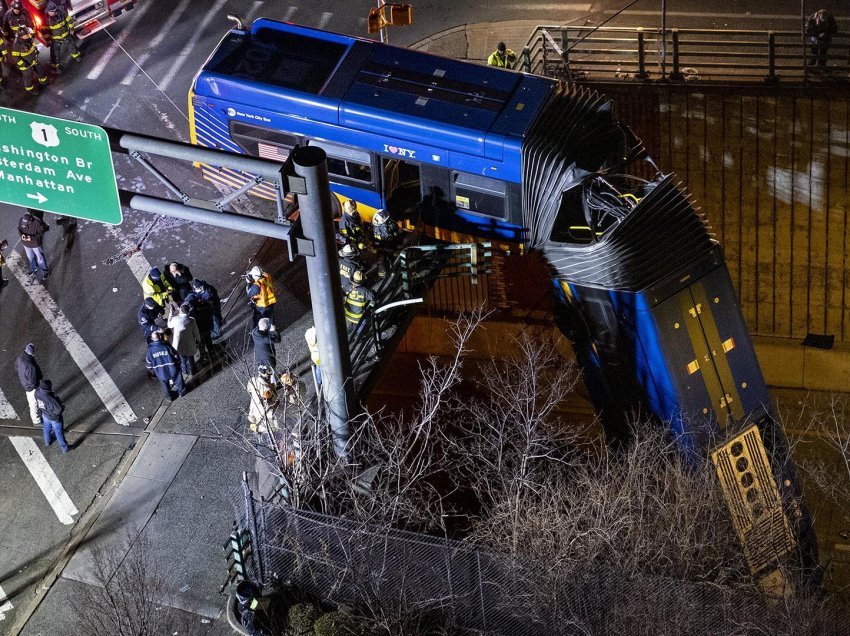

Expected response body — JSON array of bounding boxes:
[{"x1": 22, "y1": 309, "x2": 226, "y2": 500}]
[{"x1": 523, "y1": 24, "x2": 850, "y2": 83}]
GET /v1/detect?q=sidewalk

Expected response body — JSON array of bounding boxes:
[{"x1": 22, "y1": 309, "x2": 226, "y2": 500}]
[{"x1": 410, "y1": 19, "x2": 542, "y2": 63}]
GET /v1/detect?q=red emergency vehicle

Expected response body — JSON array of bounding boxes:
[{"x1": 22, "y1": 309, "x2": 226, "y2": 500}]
[{"x1": 22, "y1": 0, "x2": 138, "y2": 42}]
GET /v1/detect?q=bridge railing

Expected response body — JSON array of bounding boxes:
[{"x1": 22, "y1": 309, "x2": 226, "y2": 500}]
[{"x1": 522, "y1": 24, "x2": 850, "y2": 83}]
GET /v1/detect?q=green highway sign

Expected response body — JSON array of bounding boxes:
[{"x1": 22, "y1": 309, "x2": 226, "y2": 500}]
[{"x1": 0, "y1": 106, "x2": 121, "y2": 224}]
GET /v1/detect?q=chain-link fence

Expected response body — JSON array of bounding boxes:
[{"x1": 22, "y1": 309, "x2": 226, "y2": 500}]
[{"x1": 229, "y1": 482, "x2": 824, "y2": 636}]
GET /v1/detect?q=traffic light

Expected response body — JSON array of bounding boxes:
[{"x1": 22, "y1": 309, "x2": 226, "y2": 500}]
[{"x1": 367, "y1": 4, "x2": 412, "y2": 33}]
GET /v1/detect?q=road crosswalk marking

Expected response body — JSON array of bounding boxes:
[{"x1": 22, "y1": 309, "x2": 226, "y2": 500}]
[
  {"x1": 0, "y1": 584, "x2": 11, "y2": 621},
  {"x1": 318, "y1": 12, "x2": 333, "y2": 29},
  {"x1": 0, "y1": 386, "x2": 19, "y2": 421},
  {"x1": 120, "y1": 0, "x2": 194, "y2": 86},
  {"x1": 7, "y1": 252, "x2": 138, "y2": 426},
  {"x1": 284, "y1": 6, "x2": 298, "y2": 21},
  {"x1": 160, "y1": 0, "x2": 229, "y2": 92},
  {"x1": 86, "y1": 0, "x2": 154, "y2": 81},
  {"x1": 10, "y1": 437, "x2": 79, "y2": 526}
]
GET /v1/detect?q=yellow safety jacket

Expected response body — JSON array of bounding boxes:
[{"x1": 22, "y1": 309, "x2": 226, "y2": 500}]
[
  {"x1": 46, "y1": 9, "x2": 73, "y2": 40},
  {"x1": 252, "y1": 273, "x2": 277, "y2": 308},
  {"x1": 11, "y1": 38, "x2": 38, "y2": 70},
  {"x1": 487, "y1": 49, "x2": 516, "y2": 68},
  {"x1": 344, "y1": 286, "x2": 373, "y2": 324},
  {"x1": 142, "y1": 275, "x2": 174, "y2": 307}
]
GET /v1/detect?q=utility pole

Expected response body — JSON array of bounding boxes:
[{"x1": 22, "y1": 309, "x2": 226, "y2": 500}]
[{"x1": 291, "y1": 146, "x2": 358, "y2": 459}]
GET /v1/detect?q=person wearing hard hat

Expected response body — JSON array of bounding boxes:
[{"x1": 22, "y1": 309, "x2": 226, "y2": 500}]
[
  {"x1": 245, "y1": 265, "x2": 277, "y2": 327},
  {"x1": 11, "y1": 26, "x2": 46, "y2": 94},
  {"x1": 338, "y1": 199, "x2": 365, "y2": 250},
  {"x1": 338, "y1": 243, "x2": 361, "y2": 293},
  {"x1": 343, "y1": 270, "x2": 375, "y2": 337},
  {"x1": 43, "y1": 1, "x2": 81, "y2": 73}
]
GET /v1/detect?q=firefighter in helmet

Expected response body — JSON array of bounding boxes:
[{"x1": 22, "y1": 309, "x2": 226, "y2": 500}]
[
  {"x1": 0, "y1": 29, "x2": 9, "y2": 89},
  {"x1": 371, "y1": 209, "x2": 401, "y2": 279},
  {"x1": 12, "y1": 26, "x2": 46, "y2": 94},
  {"x1": 245, "y1": 265, "x2": 277, "y2": 327},
  {"x1": 343, "y1": 269, "x2": 375, "y2": 337},
  {"x1": 3, "y1": 1, "x2": 32, "y2": 40},
  {"x1": 338, "y1": 199, "x2": 365, "y2": 250},
  {"x1": 43, "y1": 1, "x2": 80, "y2": 72},
  {"x1": 338, "y1": 243, "x2": 361, "y2": 293}
]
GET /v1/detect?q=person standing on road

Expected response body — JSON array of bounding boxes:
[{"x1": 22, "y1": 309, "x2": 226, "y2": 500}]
[
  {"x1": 165, "y1": 261, "x2": 193, "y2": 304},
  {"x1": 12, "y1": 27, "x2": 46, "y2": 94},
  {"x1": 43, "y1": 1, "x2": 80, "y2": 73},
  {"x1": 805, "y1": 9, "x2": 838, "y2": 70},
  {"x1": 145, "y1": 331, "x2": 186, "y2": 401},
  {"x1": 35, "y1": 379, "x2": 70, "y2": 452},
  {"x1": 344, "y1": 270, "x2": 375, "y2": 337},
  {"x1": 246, "y1": 366, "x2": 280, "y2": 434},
  {"x1": 252, "y1": 317, "x2": 281, "y2": 372},
  {"x1": 137, "y1": 297, "x2": 163, "y2": 343},
  {"x1": 142, "y1": 267, "x2": 175, "y2": 309},
  {"x1": 15, "y1": 342, "x2": 42, "y2": 426},
  {"x1": 184, "y1": 291, "x2": 215, "y2": 362},
  {"x1": 191, "y1": 279, "x2": 223, "y2": 339},
  {"x1": 0, "y1": 31, "x2": 9, "y2": 90},
  {"x1": 245, "y1": 266, "x2": 277, "y2": 327},
  {"x1": 338, "y1": 199, "x2": 366, "y2": 250},
  {"x1": 488, "y1": 41, "x2": 517, "y2": 69},
  {"x1": 304, "y1": 325, "x2": 322, "y2": 392},
  {"x1": 17, "y1": 210, "x2": 49, "y2": 279},
  {"x1": 3, "y1": 1, "x2": 32, "y2": 40},
  {"x1": 168, "y1": 303, "x2": 201, "y2": 377}
]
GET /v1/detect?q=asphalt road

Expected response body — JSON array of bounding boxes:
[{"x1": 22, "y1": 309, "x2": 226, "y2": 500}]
[{"x1": 0, "y1": 0, "x2": 842, "y2": 633}]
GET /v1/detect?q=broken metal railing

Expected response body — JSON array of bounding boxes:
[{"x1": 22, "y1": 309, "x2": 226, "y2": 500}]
[{"x1": 524, "y1": 24, "x2": 850, "y2": 83}]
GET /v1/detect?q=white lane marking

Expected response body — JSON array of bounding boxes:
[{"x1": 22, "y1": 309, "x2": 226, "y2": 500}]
[
  {"x1": 605, "y1": 9, "x2": 810, "y2": 20},
  {"x1": 506, "y1": 3, "x2": 590, "y2": 8},
  {"x1": 283, "y1": 6, "x2": 297, "y2": 21},
  {"x1": 10, "y1": 437, "x2": 79, "y2": 525},
  {"x1": 245, "y1": 0, "x2": 263, "y2": 23},
  {"x1": 120, "y1": 0, "x2": 194, "y2": 86},
  {"x1": 0, "y1": 584, "x2": 12, "y2": 620},
  {"x1": 160, "y1": 0, "x2": 229, "y2": 91},
  {"x1": 8, "y1": 253, "x2": 138, "y2": 426},
  {"x1": 317, "y1": 12, "x2": 333, "y2": 29},
  {"x1": 104, "y1": 225, "x2": 151, "y2": 284},
  {"x1": 86, "y1": 0, "x2": 154, "y2": 80},
  {"x1": 0, "y1": 386, "x2": 19, "y2": 420}
]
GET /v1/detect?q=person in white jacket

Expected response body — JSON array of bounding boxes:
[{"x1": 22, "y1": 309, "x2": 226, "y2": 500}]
[
  {"x1": 167, "y1": 303, "x2": 201, "y2": 377},
  {"x1": 247, "y1": 366, "x2": 280, "y2": 435}
]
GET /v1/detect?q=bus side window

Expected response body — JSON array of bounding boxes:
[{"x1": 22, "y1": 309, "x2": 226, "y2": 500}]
[
  {"x1": 307, "y1": 140, "x2": 374, "y2": 185},
  {"x1": 451, "y1": 172, "x2": 508, "y2": 220}
]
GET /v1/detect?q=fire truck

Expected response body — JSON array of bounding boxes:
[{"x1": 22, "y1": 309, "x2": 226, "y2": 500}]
[{"x1": 19, "y1": 0, "x2": 138, "y2": 42}]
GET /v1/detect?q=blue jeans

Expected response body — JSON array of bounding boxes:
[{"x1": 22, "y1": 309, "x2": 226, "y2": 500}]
[
  {"x1": 43, "y1": 415, "x2": 70, "y2": 452},
  {"x1": 24, "y1": 245, "x2": 49, "y2": 274}
]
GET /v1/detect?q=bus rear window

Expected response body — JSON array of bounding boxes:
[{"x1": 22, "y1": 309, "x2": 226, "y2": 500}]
[
  {"x1": 207, "y1": 28, "x2": 347, "y2": 94},
  {"x1": 452, "y1": 172, "x2": 507, "y2": 220}
]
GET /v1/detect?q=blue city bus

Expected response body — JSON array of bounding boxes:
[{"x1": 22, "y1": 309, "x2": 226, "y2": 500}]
[{"x1": 190, "y1": 19, "x2": 816, "y2": 580}]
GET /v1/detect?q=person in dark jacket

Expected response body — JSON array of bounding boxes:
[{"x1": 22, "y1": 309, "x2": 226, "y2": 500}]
[
  {"x1": 338, "y1": 243, "x2": 361, "y2": 293},
  {"x1": 191, "y1": 279, "x2": 223, "y2": 338},
  {"x1": 43, "y1": 1, "x2": 80, "y2": 72},
  {"x1": 184, "y1": 292, "x2": 215, "y2": 361},
  {"x1": 3, "y1": 1, "x2": 32, "y2": 40},
  {"x1": 145, "y1": 331, "x2": 185, "y2": 400},
  {"x1": 137, "y1": 298, "x2": 163, "y2": 343},
  {"x1": 165, "y1": 261, "x2": 193, "y2": 303},
  {"x1": 806, "y1": 9, "x2": 838, "y2": 69},
  {"x1": 35, "y1": 379, "x2": 70, "y2": 452},
  {"x1": 17, "y1": 210, "x2": 49, "y2": 279},
  {"x1": 11, "y1": 27, "x2": 46, "y2": 94},
  {"x1": 15, "y1": 342, "x2": 42, "y2": 425},
  {"x1": 252, "y1": 318, "x2": 281, "y2": 371}
]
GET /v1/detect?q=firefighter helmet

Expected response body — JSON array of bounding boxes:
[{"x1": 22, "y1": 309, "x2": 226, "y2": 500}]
[
  {"x1": 352, "y1": 270, "x2": 364, "y2": 284},
  {"x1": 249, "y1": 266, "x2": 263, "y2": 280},
  {"x1": 342, "y1": 199, "x2": 357, "y2": 215},
  {"x1": 11, "y1": 1, "x2": 22, "y2": 11},
  {"x1": 339, "y1": 243, "x2": 357, "y2": 258}
]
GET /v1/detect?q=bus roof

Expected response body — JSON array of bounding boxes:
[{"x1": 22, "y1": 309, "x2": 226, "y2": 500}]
[{"x1": 193, "y1": 19, "x2": 554, "y2": 172}]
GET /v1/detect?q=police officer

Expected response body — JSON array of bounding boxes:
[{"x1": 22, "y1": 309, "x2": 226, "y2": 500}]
[
  {"x1": 344, "y1": 270, "x2": 375, "y2": 337},
  {"x1": 12, "y1": 26, "x2": 46, "y2": 94},
  {"x1": 137, "y1": 297, "x2": 163, "y2": 343},
  {"x1": 338, "y1": 243, "x2": 360, "y2": 293},
  {"x1": 4, "y1": 1, "x2": 33, "y2": 40},
  {"x1": 191, "y1": 279, "x2": 223, "y2": 338},
  {"x1": 338, "y1": 199, "x2": 365, "y2": 250},
  {"x1": 145, "y1": 331, "x2": 185, "y2": 400},
  {"x1": 43, "y1": 1, "x2": 80, "y2": 73},
  {"x1": 245, "y1": 265, "x2": 277, "y2": 327},
  {"x1": 487, "y1": 41, "x2": 516, "y2": 68}
]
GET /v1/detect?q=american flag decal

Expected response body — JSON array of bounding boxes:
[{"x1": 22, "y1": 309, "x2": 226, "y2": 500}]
[{"x1": 258, "y1": 142, "x2": 289, "y2": 162}]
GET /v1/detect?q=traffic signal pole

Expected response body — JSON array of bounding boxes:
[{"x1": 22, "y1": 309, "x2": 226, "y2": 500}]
[{"x1": 291, "y1": 146, "x2": 357, "y2": 459}]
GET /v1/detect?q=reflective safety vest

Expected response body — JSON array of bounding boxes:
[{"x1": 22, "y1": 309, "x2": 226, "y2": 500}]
[
  {"x1": 487, "y1": 49, "x2": 515, "y2": 68},
  {"x1": 46, "y1": 9, "x2": 73, "y2": 40},
  {"x1": 142, "y1": 275, "x2": 174, "y2": 307},
  {"x1": 11, "y1": 38, "x2": 37, "y2": 70},
  {"x1": 252, "y1": 273, "x2": 277, "y2": 308},
  {"x1": 344, "y1": 286, "x2": 373, "y2": 324}
]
